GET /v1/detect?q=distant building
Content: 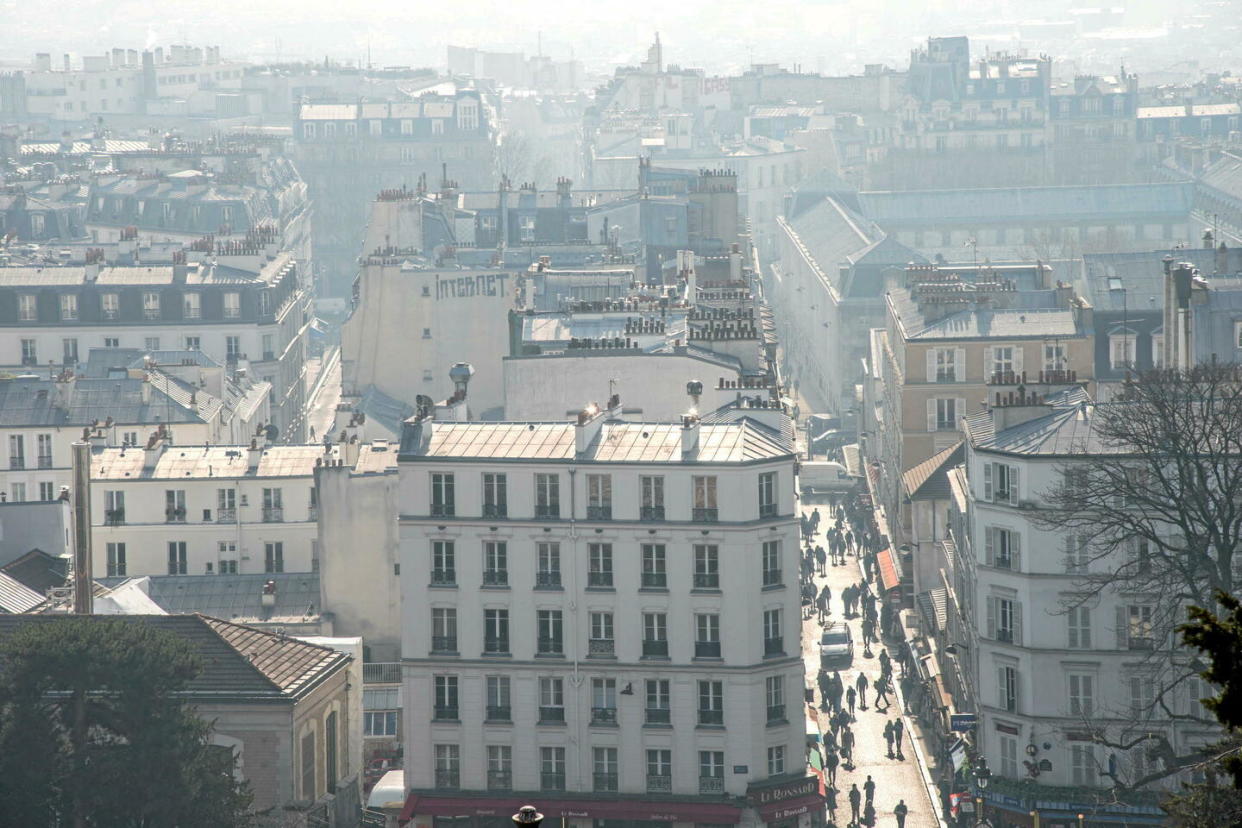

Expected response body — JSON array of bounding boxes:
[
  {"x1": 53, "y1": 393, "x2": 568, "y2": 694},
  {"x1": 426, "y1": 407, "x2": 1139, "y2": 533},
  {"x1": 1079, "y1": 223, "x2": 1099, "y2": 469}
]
[{"x1": 1137, "y1": 103, "x2": 1242, "y2": 143}]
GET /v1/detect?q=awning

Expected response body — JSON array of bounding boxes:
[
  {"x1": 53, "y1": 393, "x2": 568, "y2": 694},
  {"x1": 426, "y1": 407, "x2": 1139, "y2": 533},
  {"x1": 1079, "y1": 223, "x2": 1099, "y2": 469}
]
[
  {"x1": 398, "y1": 793, "x2": 742, "y2": 824},
  {"x1": 758, "y1": 792, "x2": 826, "y2": 822},
  {"x1": 878, "y1": 546, "x2": 902, "y2": 592}
]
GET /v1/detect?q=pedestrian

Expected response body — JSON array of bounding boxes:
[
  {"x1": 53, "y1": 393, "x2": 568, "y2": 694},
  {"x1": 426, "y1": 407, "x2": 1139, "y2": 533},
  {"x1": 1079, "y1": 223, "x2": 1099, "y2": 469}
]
[
  {"x1": 862, "y1": 616, "x2": 875, "y2": 649},
  {"x1": 879, "y1": 649, "x2": 892, "y2": 678},
  {"x1": 894, "y1": 717, "x2": 905, "y2": 758},
  {"x1": 862, "y1": 801, "x2": 876, "y2": 827},
  {"x1": 846, "y1": 685, "x2": 856, "y2": 718},
  {"x1": 848, "y1": 784, "x2": 861, "y2": 824},
  {"x1": 825, "y1": 747, "x2": 838, "y2": 786},
  {"x1": 883, "y1": 720, "x2": 894, "y2": 758},
  {"x1": 821, "y1": 583, "x2": 833, "y2": 612},
  {"x1": 826, "y1": 786, "x2": 838, "y2": 824},
  {"x1": 841, "y1": 727, "x2": 855, "y2": 767},
  {"x1": 863, "y1": 774, "x2": 875, "y2": 804},
  {"x1": 894, "y1": 799, "x2": 909, "y2": 828},
  {"x1": 856, "y1": 673, "x2": 869, "y2": 710},
  {"x1": 811, "y1": 508, "x2": 821, "y2": 532}
]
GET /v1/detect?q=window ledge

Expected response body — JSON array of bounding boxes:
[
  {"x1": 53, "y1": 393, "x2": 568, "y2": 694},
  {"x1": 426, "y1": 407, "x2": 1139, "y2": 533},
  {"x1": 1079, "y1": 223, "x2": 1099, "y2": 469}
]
[
  {"x1": 690, "y1": 588, "x2": 723, "y2": 596},
  {"x1": 762, "y1": 583, "x2": 786, "y2": 592},
  {"x1": 638, "y1": 587, "x2": 670, "y2": 594}
]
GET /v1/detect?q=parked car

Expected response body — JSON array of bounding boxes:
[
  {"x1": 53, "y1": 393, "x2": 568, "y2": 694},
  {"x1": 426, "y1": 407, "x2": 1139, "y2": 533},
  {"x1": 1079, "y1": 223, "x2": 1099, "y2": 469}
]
[
  {"x1": 819, "y1": 623, "x2": 854, "y2": 664},
  {"x1": 800, "y1": 461, "x2": 857, "y2": 495}
]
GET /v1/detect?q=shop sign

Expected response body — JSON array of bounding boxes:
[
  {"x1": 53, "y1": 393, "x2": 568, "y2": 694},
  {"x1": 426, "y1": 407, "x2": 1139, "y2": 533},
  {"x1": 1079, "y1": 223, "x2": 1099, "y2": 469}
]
[
  {"x1": 733, "y1": 765, "x2": 749, "y2": 774},
  {"x1": 769, "y1": 802, "x2": 813, "y2": 820},
  {"x1": 748, "y1": 776, "x2": 818, "y2": 806},
  {"x1": 950, "y1": 713, "x2": 977, "y2": 732}
]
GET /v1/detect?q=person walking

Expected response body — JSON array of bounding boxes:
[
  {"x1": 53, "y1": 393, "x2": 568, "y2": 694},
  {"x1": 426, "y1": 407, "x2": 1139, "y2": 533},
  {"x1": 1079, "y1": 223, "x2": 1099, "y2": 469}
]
[
  {"x1": 856, "y1": 673, "x2": 869, "y2": 711},
  {"x1": 841, "y1": 727, "x2": 855, "y2": 768},
  {"x1": 848, "y1": 784, "x2": 861, "y2": 825},
  {"x1": 894, "y1": 799, "x2": 909, "y2": 828},
  {"x1": 811, "y1": 508, "x2": 821, "y2": 533},
  {"x1": 875, "y1": 675, "x2": 891, "y2": 710},
  {"x1": 863, "y1": 775, "x2": 875, "y2": 805},
  {"x1": 826, "y1": 786, "x2": 838, "y2": 825},
  {"x1": 893, "y1": 717, "x2": 905, "y2": 759},
  {"x1": 825, "y1": 747, "x2": 838, "y2": 787},
  {"x1": 862, "y1": 801, "x2": 876, "y2": 827},
  {"x1": 883, "y1": 720, "x2": 894, "y2": 758},
  {"x1": 846, "y1": 685, "x2": 857, "y2": 718},
  {"x1": 817, "y1": 545, "x2": 828, "y2": 576},
  {"x1": 879, "y1": 649, "x2": 892, "y2": 680}
]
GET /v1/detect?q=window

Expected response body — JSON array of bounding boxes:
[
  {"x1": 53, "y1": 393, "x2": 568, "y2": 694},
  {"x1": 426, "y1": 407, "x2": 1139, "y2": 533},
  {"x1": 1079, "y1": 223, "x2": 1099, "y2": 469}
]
[
  {"x1": 434, "y1": 744, "x2": 460, "y2": 789},
  {"x1": 758, "y1": 471, "x2": 778, "y2": 518},
  {"x1": 363, "y1": 707, "x2": 397, "y2": 737},
  {"x1": 999, "y1": 734, "x2": 1018, "y2": 778},
  {"x1": 400, "y1": 119, "x2": 413, "y2": 136},
  {"x1": 482, "y1": 473, "x2": 507, "y2": 518},
  {"x1": 640, "y1": 475, "x2": 665, "y2": 520},
  {"x1": 987, "y1": 595, "x2": 1021, "y2": 644},
  {"x1": 588, "y1": 543, "x2": 613, "y2": 588},
  {"x1": 930, "y1": 397, "x2": 962, "y2": 431},
  {"x1": 225, "y1": 335, "x2": 241, "y2": 362},
  {"x1": 997, "y1": 663, "x2": 1019, "y2": 712},
  {"x1": 262, "y1": 487, "x2": 283, "y2": 521},
  {"x1": 224, "y1": 292, "x2": 240, "y2": 319},
  {"x1": 430, "y1": 473, "x2": 455, "y2": 516},
  {"x1": 10, "y1": 483, "x2": 25, "y2": 502},
  {"x1": 698, "y1": 680, "x2": 724, "y2": 725},
  {"x1": 989, "y1": 346, "x2": 1015, "y2": 380},
  {"x1": 586, "y1": 474, "x2": 612, "y2": 519},
  {"x1": 692, "y1": 475, "x2": 718, "y2": 521},
  {"x1": 764, "y1": 609, "x2": 783, "y2": 655},
  {"x1": 594, "y1": 747, "x2": 619, "y2": 791},
  {"x1": 20, "y1": 339, "x2": 37, "y2": 366},
  {"x1": 982, "y1": 462, "x2": 1020, "y2": 505},
  {"x1": 766, "y1": 675, "x2": 786, "y2": 723},
  {"x1": 1184, "y1": 676, "x2": 1209, "y2": 720},
  {"x1": 539, "y1": 677, "x2": 565, "y2": 723},
  {"x1": 643, "y1": 613, "x2": 669, "y2": 658},
  {"x1": 1110, "y1": 333, "x2": 1136, "y2": 369},
  {"x1": 217, "y1": 541, "x2": 238, "y2": 573},
  {"x1": 104, "y1": 490, "x2": 124, "y2": 524},
  {"x1": 483, "y1": 541, "x2": 507, "y2": 586},
  {"x1": 1130, "y1": 675, "x2": 1155, "y2": 719},
  {"x1": 34, "y1": 434, "x2": 51, "y2": 470},
  {"x1": 694, "y1": 544, "x2": 720, "y2": 589},
  {"x1": 167, "y1": 541, "x2": 187, "y2": 575},
  {"x1": 432, "y1": 607, "x2": 457, "y2": 652},
  {"x1": 1123, "y1": 604, "x2": 1155, "y2": 649},
  {"x1": 928, "y1": 347, "x2": 961, "y2": 382},
  {"x1": 520, "y1": 215, "x2": 535, "y2": 242},
  {"x1": 588, "y1": 612, "x2": 614, "y2": 656},
  {"x1": 39, "y1": 482, "x2": 55, "y2": 501},
  {"x1": 325, "y1": 711, "x2": 338, "y2": 794},
  {"x1": 106, "y1": 542, "x2": 126, "y2": 576},
  {"x1": 486, "y1": 675, "x2": 511, "y2": 721},
  {"x1": 431, "y1": 540, "x2": 455, "y2": 585},
  {"x1": 695, "y1": 613, "x2": 722, "y2": 658},
  {"x1": 144, "y1": 336, "x2": 160, "y2": 352},
  {"x1": 536, "y1": 541, "x2": 560, "y2": 587},
  {"x1": 767, "y1": 745, "x2": 786, "y2": 776},
  {"x1": 165, "y1": 489, "x2": 186, "y2": 522},
  {"x1": 534, "y1": 473, "x2": 559, "y2": 518},
  {"x1": 1064, "y1": 534, "x2": 1090, "y2": 574},
  {"x1": 984, "y1": 527, "x2": 1021, "y2": 570},
  {"x1": 18, "y1": 294, "x2": 36, "y2": 321},
  {"x1": 646, "y1": 678, "x2": 671, "y2": 724},
  {"x1": 1152, "y1": 334, "x2": 1164, "y2": 368},
  {"x1": 537, "y1": 609, "x2": 563, "y2": 654},
  {"x1": 184, "y1": 336, "x2": 200, "y2": 350},
  {"x1": 183, "y1": 292, "x2": 201, "y2": 319},
  {"x1": 1071, "y1": 744, "x2": 1096, "y2": 785},
  {"x1": 483, "y1": 609, "x2": 509, "y2": 653},
  {"x1": 591, "y1": 678, "x2": 617, "y2": 724},
  {"x1": 1044, "y1": 343, "x2": 1068, "y2": 374},
  {"x1": 647, "y1": 749, "x2": 672, "y2": 791},
  {"x1": 1067, "y1": 606, "x2": 1092, "y2": 648},
  {"x1": 1068, "y1": 673, "x2": 1095, "y2": 717},
  {"x1": 541, "y1": 746, "x2": 566, "y2": 789},
  {"x1": 264, "y1": 542, "x2": 284, "y2": 573},
  {"x1": 8, "y1": 435, "x2": 24, "y2": 470},
  {"x1": 434, "y1": 675, "x2": 459, "y2": 719},
  {"x1": 641, "y1": 544, "x2": 667, "y2": 588},
  {"x1": 59, "y1": 293, "x2": 78, "y2": 320},
  {"x1": 143, "y1": 291, "x2": 160, "y2": 320},
  {"x1": 762, "y1": 540, "x2": 782, "y2": 586},
  {"x1": 487, "y1": 745, "x2": 512, "y2": 791},
  {"x1": 369, "y1": 119, "x2": 382, "y2": 136},
  {"x1": 301, "y1": 731, "x2": 316, "y2": 800}
]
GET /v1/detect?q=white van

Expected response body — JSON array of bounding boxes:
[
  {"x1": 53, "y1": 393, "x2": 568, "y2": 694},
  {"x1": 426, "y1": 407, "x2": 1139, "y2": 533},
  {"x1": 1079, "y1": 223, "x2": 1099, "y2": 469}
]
[{"x1": 799, "y1": 461, "x2": 856, "y2": 494}]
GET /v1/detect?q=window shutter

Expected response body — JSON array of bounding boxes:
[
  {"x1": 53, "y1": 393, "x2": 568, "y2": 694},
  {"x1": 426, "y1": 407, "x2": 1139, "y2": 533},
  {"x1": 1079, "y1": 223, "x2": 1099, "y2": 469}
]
[
  {"x1": 1115, "y1": 605, "x2": 1129, "y2": 649},
  {"x1": 1063, "y1": 535, "x2": 1074, "y2": 573},
  {"x1": 983, "y1": 463, "x2": 994, "y2": 501},
  {"x1": 954, "y1": 348, "x2": 966, "y2": 381},
  {"x1": 1008, "y1": 465, "x2": 1020, "y2": 504},
  {"x1": 1014, "y1": 601, "x2": 1023, "y2": 645},
  {"x1": 986, "y1": 596, "x2": 997, "y2": 639},
  {"x1": 926, "y1": 349, "x2": 937, "y2": 383},
  {"x1": 1067, "y1": 612, "x2": 1078, "y2": 649},
  {"x1": 984, "y1": 347, "x2": 994, "y2": 380},
  {"x1": 955, "y1": 398, "x2": 966, "y2": 429},
  {"x1": 984, "y1": 527, "x2": 995, "y2": 566},
  {"x1": 1013, "y1": 346, "x2": 1024, "y2": 378},
  {"x1": 1011, "y1": 532, "x2": 1021, "y2": 572},
  {"x1": 926, "y1": 398, "x2": 938, "y2": 432}
]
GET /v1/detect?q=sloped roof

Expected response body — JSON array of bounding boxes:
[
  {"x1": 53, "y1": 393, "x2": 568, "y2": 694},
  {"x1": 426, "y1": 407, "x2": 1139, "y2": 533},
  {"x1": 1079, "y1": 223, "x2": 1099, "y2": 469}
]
[
  {"x1": 0, "y1": 571, "x2": 45, "y2": 613},
  {"x1": 0, "y1": 549, "x2": 67, "y2": 595},
  {"x1": 1201, "y1": 152, "x2": 1242, "y2": 202},
  {"x1": 902, "y1": 441, "x2": 964, "y2": 500},
  {"x1": 962, "y1": 387, "x2": 1119, "y2": 456},
  {"x1": 98, "y1": 572, "x2": 320, "y2": 623},
  {"x1": 92, "y1": 443, "x2": 338, "y2": 480}
]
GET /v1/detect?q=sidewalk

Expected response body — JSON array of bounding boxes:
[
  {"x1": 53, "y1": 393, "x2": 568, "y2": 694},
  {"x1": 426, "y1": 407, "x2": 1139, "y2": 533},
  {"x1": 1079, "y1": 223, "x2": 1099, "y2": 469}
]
[{"x1": 800, "y1": 503, "x2": 946, "y2": 828}]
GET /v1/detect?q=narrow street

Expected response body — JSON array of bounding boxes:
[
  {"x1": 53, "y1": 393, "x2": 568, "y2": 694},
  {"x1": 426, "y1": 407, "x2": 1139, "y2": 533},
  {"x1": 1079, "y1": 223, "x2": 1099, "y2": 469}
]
[{"x1": 800, "y1": 500, "x2": 942, "y2": 828}]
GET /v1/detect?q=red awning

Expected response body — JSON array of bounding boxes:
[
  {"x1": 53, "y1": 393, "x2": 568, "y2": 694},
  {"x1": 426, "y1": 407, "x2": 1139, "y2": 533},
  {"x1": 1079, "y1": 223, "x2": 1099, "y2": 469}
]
[
  {"x1": 397, "y1": 793, "x2": 741, "y2": 824},
  {"x1": 758, "y1": 792, "x2": 827, "y2": 822},
  {"x1": 877, "y1": 546, "x2": 901, "y2": 593}
]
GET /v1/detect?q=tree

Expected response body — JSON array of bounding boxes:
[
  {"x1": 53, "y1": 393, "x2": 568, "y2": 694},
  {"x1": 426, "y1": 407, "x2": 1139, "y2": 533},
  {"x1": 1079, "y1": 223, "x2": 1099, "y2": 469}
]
[
  {"x1": 495, "y1": 129, "x2": 534, "y2": 189},
  {"x1": 1038, "y1": 364, "x2": 1242, "y2": 788},
  {"x1": 0, "y1": 617, "x2": 253, "y2": 828}
]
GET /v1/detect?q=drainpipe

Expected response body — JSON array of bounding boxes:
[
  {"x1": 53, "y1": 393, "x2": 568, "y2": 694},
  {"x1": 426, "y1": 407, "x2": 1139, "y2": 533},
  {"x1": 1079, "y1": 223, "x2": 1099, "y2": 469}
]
[{"x1": 567, "y1": 466, "x2": 582, "y2": 787}]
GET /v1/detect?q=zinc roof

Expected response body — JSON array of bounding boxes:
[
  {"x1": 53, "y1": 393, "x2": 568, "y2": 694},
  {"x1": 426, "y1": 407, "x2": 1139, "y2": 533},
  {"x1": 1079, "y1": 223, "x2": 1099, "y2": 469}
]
[
  {"x1": 0, "y1": 571, "x2": 45, "y2": 614},
  {"x1": 92, "y1": 444, "x2": 338, "y2": 480}
]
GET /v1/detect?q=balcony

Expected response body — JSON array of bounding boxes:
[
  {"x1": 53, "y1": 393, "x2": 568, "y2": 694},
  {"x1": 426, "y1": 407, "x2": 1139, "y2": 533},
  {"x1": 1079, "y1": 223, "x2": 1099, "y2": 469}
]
[
  {"x1": 262, "y1": 507, "x2": 284, "y2": 523},
  {"x1": 700, "y1": 776, "x2": 725, "y2": 795},
  {"x1": 482, "y1": 503, "x2": 507, "y2": 519},
  {"x1": 430, "y1": 569, "x2": 456, "y2": 586},
  {"x1": 996, "y1": 629, "x2": 1015, "y2": 644},
  {"x1": 698, "y1": 709, "x2": 724, "y2": 726},
  {"x1": 587, "y1": 571, "x2": 613, "y2": 588},
  {"x1": 308, "y1": 506, "x2": 319, "y2": 521},
  {"x1": 431, "y1": 503, "x2": 455, "y2": 518},
  {"x1": 104, "y1": 509, "x2": 125, "y2": 526},
  {"x1": 593, "y1": 772, "x2": 619, "y2": 792},
  {"x1": 640, "y1": 506, "x2": 665, "y2": 521},
  {"x1": 483, "y1": 570, "x2": 508, "y2": 587},
  {"x1": 762, "y1": 570, "x2": 782, "y2": 587},
  {"x1": 430, "y1": 636, "x2": 457, "y2": 654},
  {"x1": 695, "y1": 641, "x2": 722, "y2": 659},
  {"x1": 588, "y1": 638, "x2": 616, "y2": 657},
  {"x1": 591, "y1": 707, "x2": 618, "y2": 726},
  {"x1": 537, "y1": 638, "x2": 563, "y2": 656},
  {"x1": 362, "y1": 662, "x2": 401, "y2": 684},
  {"x1": 641, "y1": 572, "x2": 667, "y2": 589},
  {"x1": 37, "y1": 455, "x2": 52, "y2": 470},
  {"x1": 764, "y1": 637, "x2": 785, "y2": 657},
  {"x1": 486, "y1": 705, "x2": 511, "y2": 722},
  {"x1": 760, "y1": 503, "x2": 777, "y2": 519},
  {"x1": 216, "y1": 508, "x2": 236, "y2": 524},
  {"x1": 8, "y1": 457, "x2": 24, "y2": 470},
  {"x1": 767, "y1": 704, "x2": 787, "y2": 724},
  {"x1": 647, "y1": 774, "x2": 672, "y2": 794},
  {"x1": 541, "y1": 772, "x2": 565, "y2": 791},
  {"x1": 646, "y1": 707, "x2": 671, "y2": 725},
  {"x1": 143, "y1": 308, "x2": 161, "y2": 321},
  {"x1": 535, "y1": 571, "x2": 561, "y2": 588},
  {"x1": 483, "y1": 638, "x2": 510, "y2": 655},
  {"x1": 1129, "y1": 636, "x2": 1156, "y2": 651},
  {"x1": 433, "y1": 705, "x2": 459, "y2": 721},
  {"x1": 434, "y1": 770, "x2": 459, "y2": 790},
  {"x1": 165, "y1": 507, "x2": 187, "y2": 524},
  {"x1": 539, "y1": 707, "x2": 565, "y2": 724},
  {"x1": 692, "y1": 507, "x2": 718, "y2": 523},
  {"x1": 642, "y1": 640, "x2": 669, "y2": 658},
  {"x1": 487, "y1": 770, "x2": 512, "y2": 791},
  {"x1": 586, "y1": 505, "x2": 612, "y2": 520},
  {"x1": 693, "y1": 573, "x2": 720, "y2": 590},
  {"x1": 534, "y1": 505, "x2": 560, "y2": 519}
]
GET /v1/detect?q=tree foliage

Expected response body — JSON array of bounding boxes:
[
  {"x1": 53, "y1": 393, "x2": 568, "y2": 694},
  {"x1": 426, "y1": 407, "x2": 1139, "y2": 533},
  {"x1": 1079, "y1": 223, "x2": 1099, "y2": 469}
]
[{"x1": 0, "y1": 617, "x2": 253, "y2": 828}]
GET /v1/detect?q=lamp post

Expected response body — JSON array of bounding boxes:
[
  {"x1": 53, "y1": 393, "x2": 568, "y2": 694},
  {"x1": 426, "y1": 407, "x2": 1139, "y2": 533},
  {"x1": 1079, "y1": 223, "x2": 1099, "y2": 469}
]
[
  {"x1": 973, "y1": 755, "x2": 992, "y2": 828},
  {"x1": 1030, "y1": 810, "x2": 1040, "y2": 828},
  {"x1": 513, "y1": 805, "x2": 544, "y2": 828},
  {"x1": 1077, "y1": 813, "x2": 1085, "y2": 828}
]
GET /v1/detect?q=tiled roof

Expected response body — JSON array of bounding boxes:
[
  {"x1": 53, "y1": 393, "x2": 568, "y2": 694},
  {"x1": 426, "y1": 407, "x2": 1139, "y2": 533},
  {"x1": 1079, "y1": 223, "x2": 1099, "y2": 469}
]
[
  {"x1": 901, "y1": 441, "x2": 963, "y2": 500},
  {"x1": 92, "y1": 443, "x2": 338, "y2": 480},
  {"x1": 888, "y1": 288, "x2": 1084, "y2": 340},
  {"x1": 963, "y1": 387, "x2": 1118, "y2": 456}
]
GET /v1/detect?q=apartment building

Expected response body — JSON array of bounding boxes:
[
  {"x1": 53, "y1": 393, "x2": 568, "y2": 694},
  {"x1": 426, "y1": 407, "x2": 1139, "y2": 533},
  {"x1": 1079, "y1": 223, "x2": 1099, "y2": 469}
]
[
  {"x1": 395, "y1": 400, "x2": 822, "y2": 827},
  {"x1": 90, "y1": 437, "x2": 335, "y2": 579}
]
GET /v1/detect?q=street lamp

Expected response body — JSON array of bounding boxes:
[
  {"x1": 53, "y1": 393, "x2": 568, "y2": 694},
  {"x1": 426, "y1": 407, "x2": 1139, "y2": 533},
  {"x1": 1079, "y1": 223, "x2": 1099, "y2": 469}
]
[
  {"x1": 973, "y1": 756, "x2": 992, "y2": 828},
  {"x1": 513, "y1": 806, "x2": 544, "y2": 828},
  {"x1": 1077, "y1": 814, "x2": 1085, "y2": 828}
]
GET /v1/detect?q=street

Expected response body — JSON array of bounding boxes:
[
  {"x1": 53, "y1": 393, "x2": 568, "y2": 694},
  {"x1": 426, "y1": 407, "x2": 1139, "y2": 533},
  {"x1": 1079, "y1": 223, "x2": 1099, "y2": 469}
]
[{"x1": 801, "y1": 499, "x2": 941, "y2": 828}]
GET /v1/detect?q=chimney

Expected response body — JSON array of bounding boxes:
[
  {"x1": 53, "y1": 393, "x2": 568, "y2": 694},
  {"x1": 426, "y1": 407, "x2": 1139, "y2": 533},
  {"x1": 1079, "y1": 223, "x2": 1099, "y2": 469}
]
[
  {"x1": 1216, "y1": 242, "x2": 1229, "y2": 276},
  {"x1": 556, "y1": 177, "x2": 572, "y2": 209},
  {"x1": 143, "y1": 428, "x2": 166, "y2": 468},
  {"x1": 680, "y1": 411, "x2": 701, "y2": 456},
  {"x1": 729, "y1": 244, "x2": 743, "y2": 282},
  {"x1": 71, "y1": 440, "x2": 93, "y2": 614},
  {"x1": 248, "y1": 438, "x2": 263, "y2": 472},
  {"x1": 261, "y1": 579, "x2": 277, "y2": 611},
  {"x1": 1203, "y1": 229, "x2": 1215, "y2": 250},
  {"x1": 990, "y1": 393, "x2": 1051, "y2": 434},
  {"x1": 575, "y1": 402, "x2": 607, "y2": 455}
]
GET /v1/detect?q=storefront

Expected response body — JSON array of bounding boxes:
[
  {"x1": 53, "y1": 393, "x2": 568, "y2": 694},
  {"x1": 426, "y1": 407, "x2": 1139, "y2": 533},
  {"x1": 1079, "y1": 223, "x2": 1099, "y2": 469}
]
[
  {"x1": 397, "y1": 793, "x2": 742, "y2": 828},
  {"x1": 747, "y1": 776, "x2": 827, "y2": 828}
]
